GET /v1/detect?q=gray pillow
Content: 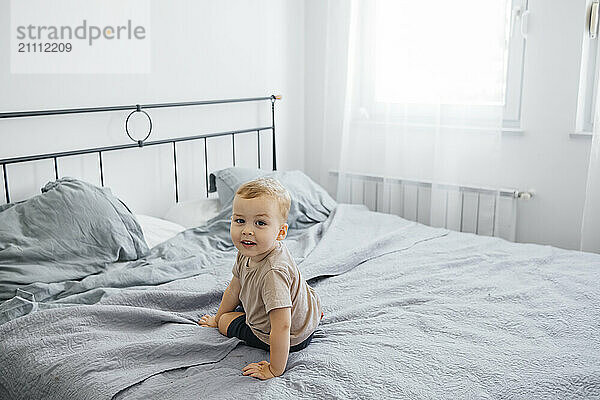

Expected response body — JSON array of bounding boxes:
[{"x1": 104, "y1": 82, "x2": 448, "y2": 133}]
[
  {"x1": 210, "y1": 167, "x2": 336, "y2": 229},
  {"x1": 0, "y1": 178, "x2": 148, "y2": 302},
  {"x1": 212, "y1": 167, "x2": 269, "y2": 206}
]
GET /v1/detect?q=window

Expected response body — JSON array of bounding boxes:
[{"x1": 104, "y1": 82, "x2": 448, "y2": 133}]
[{"x1": 357, "y1": 0, "x2": 528, "y2": 129}]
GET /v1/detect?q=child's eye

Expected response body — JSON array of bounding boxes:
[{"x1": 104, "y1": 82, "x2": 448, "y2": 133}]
[
  {"x1": 255, "y1": 220, "x2": 267, "y2": 226},
  {"x1": 234, "y1": 218, "x2": 245, "y2": 224}
]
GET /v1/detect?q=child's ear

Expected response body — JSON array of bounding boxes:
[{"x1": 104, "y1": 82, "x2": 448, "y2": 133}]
[{"x1": 276, "y1": 224, "x2": 288, "y2": 241}]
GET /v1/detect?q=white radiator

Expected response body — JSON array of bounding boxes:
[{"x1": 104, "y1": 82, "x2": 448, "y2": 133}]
[{"x1": 330, "y1": 171, "x2": 532, "y2": 242}]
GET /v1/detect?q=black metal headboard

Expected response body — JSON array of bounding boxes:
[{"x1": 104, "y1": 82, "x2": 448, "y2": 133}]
[{"x1": 0, "y1": 95, "x2": 281, "y2": 204}]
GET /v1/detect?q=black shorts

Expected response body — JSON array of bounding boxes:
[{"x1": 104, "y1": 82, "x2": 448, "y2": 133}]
[{"x1": 226, "y1": 314, "x2": 315, "y2": 352}]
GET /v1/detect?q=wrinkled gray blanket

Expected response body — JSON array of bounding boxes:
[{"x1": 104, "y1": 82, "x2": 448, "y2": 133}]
[
  {"x1": 1, "y1": 201, "x2": 600, "y2": 398},
  {"x1": 0, "y1": 178, "x2": 148, "y2": 302}
]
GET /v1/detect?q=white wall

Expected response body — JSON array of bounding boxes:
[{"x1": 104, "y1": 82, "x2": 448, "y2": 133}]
[
  {"x1": 304, "y1": 0, "x2": 592, "y2": 251},
  {"x1": 0, "y1": 0, "x2": 305, "y2": 217},
  {"x1": 2, "y1": 0, "x2": 592, "y2": 251}
]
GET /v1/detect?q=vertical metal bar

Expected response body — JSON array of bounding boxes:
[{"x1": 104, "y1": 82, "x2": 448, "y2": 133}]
[
  {"x1": 475, "y1": 192, "x2": 481, "y2": 235},
  {"x1": 388, "y1": 181, "x2": 393, "y2": 214},
  {"x1": 510, "y1": 195, "x2": 518, "y2": 242},
  {"x1": 362, "y1": 179, "x2": 366, "y2": 206},
  {"x1": 345, "y1": 177, "x2": 354, "y2": 204},
  {"x1": 231, "y1": 133, "x2": 236, "y2": 166},
  {"x1": 444, "y1": 190, "x2": 449, "y2": 228},
  {"x1": 172, "y1": 142, "x2": 179, "y2": 203},
  {"x1": 257, "y1": 130, "x2": 261, "y2": 169},
  {"x1": 2, "y1": 164, "x2": 9, "y2": 204},
  {"x1": 491, "y1": 193, "x2": 497, "y2": 237},
  {"x1": 459, "y1": 190, "x2": 465, "y2": 232},
  {"x1": 415, "y1": 185, "x2": 420, "y2": 222},
  {"x1": 53, "y1": 157, "x2": 59, "y2": 180},
  {"x1": 98, "y1": 152, "x2": 105, "y2": 187},
  {"x1": 204, "y1": 137, "x2": 209, "y2": 198},
  {"x1": 271, "y1": 99, "x2": 277, "y2": 170},
  {"x1": 401, "y1": 182, "x2": 405, "y2": 218},
  {"x1": 475, "y1": 193, "x2": 481, "y2": 234},
  {"x1": 375, "y1": 181, "x2": 379, "y2": 212}
]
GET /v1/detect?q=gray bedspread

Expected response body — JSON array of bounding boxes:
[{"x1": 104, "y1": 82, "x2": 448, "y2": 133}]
[{"x1": 1, "y1": 185, "x2": 600, "y2": 399}]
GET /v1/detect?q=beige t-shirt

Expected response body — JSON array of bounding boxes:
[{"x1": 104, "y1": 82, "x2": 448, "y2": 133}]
[{"x1": 232, "y1": 241, "x2": 322, "y2": 346}]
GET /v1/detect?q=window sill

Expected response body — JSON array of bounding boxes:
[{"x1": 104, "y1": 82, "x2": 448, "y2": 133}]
[
  {"x1": 501, "y1": 127, "x2": 524, "y2": 135},
  {"x1": 570, "y1": 131, "x2": 593, "y2": 138},
  {"x1": 353, "y1": 119, "x2": 524, "y2": 135}
]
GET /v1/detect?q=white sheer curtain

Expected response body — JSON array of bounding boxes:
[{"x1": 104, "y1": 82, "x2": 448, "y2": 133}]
[
  {"x1": 322, "y1": 0, "x2": 516, "y2": 239},
  {"x1": 581, "y1": 90, "x2": 600, "y2": 253}
]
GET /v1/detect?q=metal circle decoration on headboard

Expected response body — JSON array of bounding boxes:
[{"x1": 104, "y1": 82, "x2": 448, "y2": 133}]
[{"x1": 125, "y1": 105, "x2": 152, "y2": 146}]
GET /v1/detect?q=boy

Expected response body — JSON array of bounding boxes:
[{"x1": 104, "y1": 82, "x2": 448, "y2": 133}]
[{"x1": 199, "y1": 177, "x2": 322, "y2": 380}]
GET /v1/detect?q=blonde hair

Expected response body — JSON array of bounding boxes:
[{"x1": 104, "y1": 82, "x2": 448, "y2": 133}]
[{"x1": 235, "y1": 177, "x2": 291, "y2": 223}]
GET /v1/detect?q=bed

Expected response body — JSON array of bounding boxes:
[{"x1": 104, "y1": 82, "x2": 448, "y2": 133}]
[{"x1": 1, "y1": 100, "x2": 600, "y2": 400}]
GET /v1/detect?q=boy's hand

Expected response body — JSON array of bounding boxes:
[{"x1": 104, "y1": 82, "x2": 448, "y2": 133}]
[
  {"x1": 242, "y1": 361, "x2": 276, "y2": 380},
  {"x1": 198, "y1": 314, "x2": 217, "y2": 328}
]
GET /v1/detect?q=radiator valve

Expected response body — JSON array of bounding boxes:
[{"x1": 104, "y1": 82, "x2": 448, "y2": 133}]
[{"x1": 517, "y1": 191, "x2": 533, "y2": 200}]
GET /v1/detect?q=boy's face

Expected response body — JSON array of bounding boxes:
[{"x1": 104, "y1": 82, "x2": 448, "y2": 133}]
[{"x1": 230, "y1": 195, "x2": 288, "y2": 261}]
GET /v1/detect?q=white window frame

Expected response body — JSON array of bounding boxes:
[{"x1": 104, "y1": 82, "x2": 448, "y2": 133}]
[
  {"x1": 575, "y1": 0, "x2": 600, "y2": 136},
  {"x1": 354, "y1": 0, "x2": 528, "y2": 132},
  {"x1": 504, "y1": 0, "x2": 528, "y2": 129}
]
